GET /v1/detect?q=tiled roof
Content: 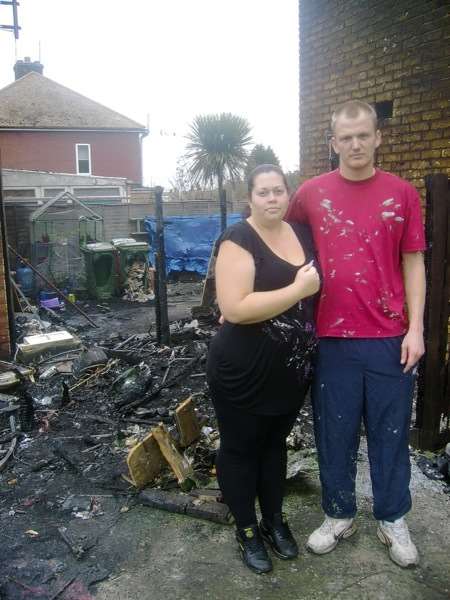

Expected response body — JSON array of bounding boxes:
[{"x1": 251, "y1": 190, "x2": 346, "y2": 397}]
[{"x1": 0, "y1": 72, "x2": 146, "y2": 130}]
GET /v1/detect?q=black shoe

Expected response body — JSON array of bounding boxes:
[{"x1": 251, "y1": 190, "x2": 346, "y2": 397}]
[
  {"x1": 235, "y1": 525, "x2": 273, "y2": 574},
  {"x1": 260, "y1": 513, "x2": 299, "y2": 560}
]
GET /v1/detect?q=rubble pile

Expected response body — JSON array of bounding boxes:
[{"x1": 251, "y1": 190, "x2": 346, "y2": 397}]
[
  {"x1": 122, "y1": 259, "x2": 155, "y2": 303},
  {"x1": 415, "y1": 443, "x2": 450, "y2": 493},
  {"x1": 0, "y1": 306, "x2": 211, "y2": 598}
]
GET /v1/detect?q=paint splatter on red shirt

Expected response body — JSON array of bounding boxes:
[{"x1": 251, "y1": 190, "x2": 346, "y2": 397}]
[{"x1": 287, "y1": 169, "x2": 426, "y2": 338}]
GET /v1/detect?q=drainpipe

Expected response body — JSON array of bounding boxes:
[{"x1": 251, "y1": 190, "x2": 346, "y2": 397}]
[{"x1": 139, "y1": 123, "x2": 149, "y2": 186}]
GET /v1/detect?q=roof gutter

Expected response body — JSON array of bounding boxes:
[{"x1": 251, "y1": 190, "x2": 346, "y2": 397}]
[{"x1": 0, "y1": 127, "x2": 149, "y2": 133}]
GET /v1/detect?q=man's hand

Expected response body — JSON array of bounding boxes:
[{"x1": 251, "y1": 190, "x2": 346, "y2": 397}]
[{"x1": 400, "y1": 329, "x2": 425, "y2": 373}]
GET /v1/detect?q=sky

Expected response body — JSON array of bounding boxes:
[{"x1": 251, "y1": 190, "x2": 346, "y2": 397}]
[{"x1": 0, "y1": 0, "x2": 300, "y2": 188}]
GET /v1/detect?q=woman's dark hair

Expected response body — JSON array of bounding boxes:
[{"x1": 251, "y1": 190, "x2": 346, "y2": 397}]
[{"x1": 247, "y1": 163, "x2": 289, "y2": 196}]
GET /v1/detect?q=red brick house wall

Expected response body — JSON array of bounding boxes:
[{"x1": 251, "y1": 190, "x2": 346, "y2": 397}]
[
  {"x1": 299, "y1": 0, "x2": 450, "y2": 196},
  {"x1": 0, "y1": 130, "x2": 143, "y2": 183}
]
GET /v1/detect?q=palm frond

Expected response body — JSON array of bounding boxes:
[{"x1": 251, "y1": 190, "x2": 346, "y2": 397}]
[{"x1": 184, "y1": 113, "x2": 252, "y2": 188}]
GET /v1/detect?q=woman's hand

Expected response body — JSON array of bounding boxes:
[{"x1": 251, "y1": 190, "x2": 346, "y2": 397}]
[
  {"x1": 216, "y1": 242, "x2": 319, "y2": 324},
  {"x1": 294, "y1": 261, "x2": 320, "y2": 298}
]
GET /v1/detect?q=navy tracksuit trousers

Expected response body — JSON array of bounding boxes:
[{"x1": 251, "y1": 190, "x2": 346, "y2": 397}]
[{"x1": 312, "y1": 337, "x2": 415, "y2": 522}]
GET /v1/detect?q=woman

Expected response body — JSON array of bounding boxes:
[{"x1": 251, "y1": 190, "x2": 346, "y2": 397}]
[{"x1": 207, "y1": 164, "x2": 320, "y2": 574}]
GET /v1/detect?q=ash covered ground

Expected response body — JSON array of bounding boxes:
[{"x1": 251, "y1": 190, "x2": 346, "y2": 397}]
[
  {"x1": 0, "y1": 281, "x2": 315, "y2": 599},
  {"x1": 3, "y1": 280, "x2": 445, "y2": 599}
]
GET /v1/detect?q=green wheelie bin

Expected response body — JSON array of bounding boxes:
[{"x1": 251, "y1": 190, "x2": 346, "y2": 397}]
[{"x1": 82, "y1": 242, "x2": 119, "y2": 300}]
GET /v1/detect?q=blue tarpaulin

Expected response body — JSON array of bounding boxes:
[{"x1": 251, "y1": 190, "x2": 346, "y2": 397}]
[{"x1": 144, "y1": 213, "x2": 243, "y2": 275}]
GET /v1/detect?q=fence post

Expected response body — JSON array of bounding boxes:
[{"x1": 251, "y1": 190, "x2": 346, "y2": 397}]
[
  {"x1": 220, "y1": 188, "x2": 227, "y2": 233},
  {"x1": 413, "y1": 173, "x2": 450, "y2": 450},
  {"x1": 154, "y1": 186, "x2": 170, "y2": 346}
]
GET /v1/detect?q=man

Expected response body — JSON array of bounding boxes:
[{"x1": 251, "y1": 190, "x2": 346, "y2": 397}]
[{"x1": 287, "y1": 100, "x2": 426, "y2": 568}]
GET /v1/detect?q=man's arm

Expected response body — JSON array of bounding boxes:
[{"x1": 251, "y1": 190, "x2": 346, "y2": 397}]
[{"x1": 401, "y1": 251, "x2": 426, "y2": 372}]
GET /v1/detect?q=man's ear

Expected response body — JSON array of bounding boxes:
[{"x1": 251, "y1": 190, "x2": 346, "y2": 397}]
[
  {"x1": 375, "y1": 129, "x2": 382, "y2": 149},
  {"x1": 331, "y1": 136, "x2": 339, "y2": 155}
]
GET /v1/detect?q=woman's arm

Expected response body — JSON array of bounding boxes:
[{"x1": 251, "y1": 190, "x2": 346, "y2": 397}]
[{"x1": 215, "y1": 240, "x2": 319, "y2": 325}]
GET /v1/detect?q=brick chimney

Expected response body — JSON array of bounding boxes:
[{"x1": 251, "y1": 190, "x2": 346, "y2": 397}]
[{"x1": 14, "y1": 57, "x2": 44, "y2": 80}]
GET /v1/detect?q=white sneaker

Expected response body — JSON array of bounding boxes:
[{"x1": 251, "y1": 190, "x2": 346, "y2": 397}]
[
  {"x1": 377, "y1": 517, "x2": 419, "y2": 568},
  {"x1": 307, "y1": 516, "x2": 357, "y2": 554}
]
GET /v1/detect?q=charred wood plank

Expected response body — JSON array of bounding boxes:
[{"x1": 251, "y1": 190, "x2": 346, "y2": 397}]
[
  {"x1": 139, "y1": 489, "x2": 188, "y2": 515},
  {"x1": 126, "y1": 431, "x2": 167, "y2": 488},
  {"x1": 175, "y1": 396, "x2": 201, "y2": 448},
  {"x1": 139, "y1": 488, "x2": 233, "y2": 525},
  {"x1": 186, "y1": 500, "x2": 233, "y2": 524},
  {"x1": 152, "y1": 423, "x2": 193, "y2": 486}
]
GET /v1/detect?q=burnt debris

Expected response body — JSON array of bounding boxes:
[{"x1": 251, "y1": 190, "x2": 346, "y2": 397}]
[{"x1": 0, "y1": 285, "x2": 314, "y2": 599}]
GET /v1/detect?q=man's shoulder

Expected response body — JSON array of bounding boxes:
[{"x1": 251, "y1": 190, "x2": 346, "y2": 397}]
[
  {"x1": 298, "y1": 170, "x2": 339, "y2": 192},
  {"x1": 375, "y1": 169, "x2": 418, "y2": 195}
]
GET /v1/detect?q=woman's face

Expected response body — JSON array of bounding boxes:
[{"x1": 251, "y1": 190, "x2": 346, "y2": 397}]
[{"x1": 249, "y1": 171, "x2": 289, "y2": 222}]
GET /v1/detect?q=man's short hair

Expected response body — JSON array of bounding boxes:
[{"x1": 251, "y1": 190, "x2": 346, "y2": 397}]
[{"x1": 331, "y1": 100, "x2": 378, "y2": 133}]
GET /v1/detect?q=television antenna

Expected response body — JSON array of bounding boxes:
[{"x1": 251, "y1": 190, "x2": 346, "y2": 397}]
[{"x1": 0, "y1": 0, "x2": 20, "y2": 39}]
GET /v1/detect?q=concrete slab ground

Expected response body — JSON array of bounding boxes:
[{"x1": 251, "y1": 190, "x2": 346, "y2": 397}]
[{"x1": 95, "y1": 446, "x2": 450, "y2": 600}]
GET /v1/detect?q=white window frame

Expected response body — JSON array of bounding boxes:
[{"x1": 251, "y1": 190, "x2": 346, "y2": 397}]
[{"x1": 75, "y1": 143, "x2": 92, "y2": 175}]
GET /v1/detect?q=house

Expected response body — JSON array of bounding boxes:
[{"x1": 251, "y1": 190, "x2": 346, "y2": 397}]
[
  {"x1": 0, "y1": 58, "x2": 148, "y2": 184},
  {"x1": 0, "y1": 58, "x2": 149, "y2": 357},
  {"x1": 297, "y1": 1, "x2": 450, "y2": 196}
]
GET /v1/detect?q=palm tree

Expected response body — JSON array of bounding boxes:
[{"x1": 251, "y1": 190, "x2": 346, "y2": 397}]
[{"x1": 185, "y1": 113, "x2": 252, "y2": 231}]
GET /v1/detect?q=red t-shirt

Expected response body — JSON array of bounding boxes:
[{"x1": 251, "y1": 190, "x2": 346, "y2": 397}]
[{"x1": 286, "y1": 169, "x2": 426, "y2": 338}]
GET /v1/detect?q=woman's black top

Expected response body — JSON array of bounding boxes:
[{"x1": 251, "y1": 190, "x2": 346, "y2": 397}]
[{"x1": 206, "y1": 220, "x2": 319, "y2": 415}]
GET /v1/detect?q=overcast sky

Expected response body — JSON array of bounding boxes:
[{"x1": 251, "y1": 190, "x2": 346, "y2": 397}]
[{"x1": 0, "y1": 0, "x2": 299, "y2": 187}]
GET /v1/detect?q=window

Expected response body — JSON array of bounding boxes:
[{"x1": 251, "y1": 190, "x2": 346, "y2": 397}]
[
  {"x1": 76, "y1": 144, "x2": 91, "y2": 175},
  {"x1": 375, "y1": 101, "x2": 393, "y2": 121},
  {"x1": 74, "y1": 187, "x2": 120, "y2": 197},
  {"x1": 134, "y1": 218, "x2": 145, "y2": 233},
  {"x1": 43, "y1": 188, "x2": 65, "y2": 198},
  {"x1": 74, "y1": 187, "x2": 122, "y2": 205},
  {"x1": 130, "y1": 218, "x2": 147, "y2": 235},
  {"x1": 4, "y1": 189, "x2": 36, "y2": 199}
]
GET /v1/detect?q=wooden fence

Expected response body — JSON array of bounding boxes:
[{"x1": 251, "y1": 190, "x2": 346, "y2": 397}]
[{"x1": 412, "y1": 173, "x2": 450, "y2": 450}]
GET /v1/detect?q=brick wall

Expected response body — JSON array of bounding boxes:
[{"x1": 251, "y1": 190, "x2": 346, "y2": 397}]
[
  {"x1": 0, "y1": 130, "x2": 143, "y2": 184},
  {"x1": 299, "y1": 0, "x2": 450, "y2": 194},
  {"x1": 0, "y1": 228, "x2": 11, "y2": 358}
]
